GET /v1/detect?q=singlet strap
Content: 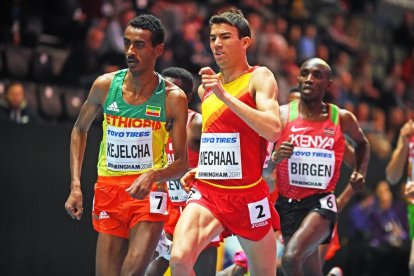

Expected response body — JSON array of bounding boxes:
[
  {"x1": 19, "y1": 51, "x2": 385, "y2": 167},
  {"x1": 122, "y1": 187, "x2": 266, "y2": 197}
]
[
  {"x1": 288, "y1": 100, "x2": 299, "y2": 122},
  {"x1": 108, "y1": 69, "x2": 128, "y2": 97},
  {"x1": 329, "y1": 104, "x2": 339, "y2": 125}
]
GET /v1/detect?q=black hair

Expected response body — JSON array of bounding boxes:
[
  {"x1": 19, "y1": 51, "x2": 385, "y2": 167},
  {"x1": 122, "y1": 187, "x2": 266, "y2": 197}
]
[
  {"x1": 209, "y1": 9, "x2": 251, "y2": 39},
  {"x1": 128, "y1": 14, "x2": 165, "y2": 46},
  {"x1": 161, "y1": 67, "x2": 194, "y2": 95}
]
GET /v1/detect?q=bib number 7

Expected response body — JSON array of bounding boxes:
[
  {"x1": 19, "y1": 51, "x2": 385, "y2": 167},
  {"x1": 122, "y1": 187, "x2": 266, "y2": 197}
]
[{"x1": 150, "y1": 191, "x2": 168, "y2": 214}]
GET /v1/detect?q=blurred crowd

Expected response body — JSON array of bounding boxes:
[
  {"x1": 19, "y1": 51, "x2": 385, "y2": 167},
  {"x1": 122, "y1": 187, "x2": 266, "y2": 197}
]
[{"x1": 1, "y1": 0, "x2": 414, "y2": 274}]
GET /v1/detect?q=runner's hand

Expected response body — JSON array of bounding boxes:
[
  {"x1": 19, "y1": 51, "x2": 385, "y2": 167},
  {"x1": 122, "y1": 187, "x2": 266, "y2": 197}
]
[
  {"x1": 271, "y1": 141, "x2": 294, "y2": 164},
  {"x1": 405, "y1": 182, "x2": 414, "y2": 204},
  {"x1": 199, "y1": 67, "x2": 226, "y2": 100},
  {"x1": 349, "y1": 171, "x2": 365, "y2": 191},
  {"x1": 65, "y1": 189, "x2": 83, "y2": 220},
  {"x1": 400, "y1": 119, "x2": 414, "y2": 145},
  {"x1": 180, "y1": 170, "x2": 196, "y2": 192},
  {"x1": 126, "y1": 170, "x2": 157, "y2": 199}
]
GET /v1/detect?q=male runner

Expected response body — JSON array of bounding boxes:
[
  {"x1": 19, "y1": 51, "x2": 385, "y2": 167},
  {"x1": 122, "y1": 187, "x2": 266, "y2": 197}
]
[
  {"x1": 64, "y1": 14, "x2": 188, "y2": 275},
  {"x1": 146, "y1": 67, "x2": 218, "y2": 276},
  {"x1": 272, "y1": 57, "x2": 370, "y2": 276},
  {"x1": 170, "y1": 9, "x2": 282, "y2": 276}
]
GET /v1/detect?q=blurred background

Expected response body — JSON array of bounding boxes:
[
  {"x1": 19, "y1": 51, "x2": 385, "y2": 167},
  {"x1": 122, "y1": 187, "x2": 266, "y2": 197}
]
[{"x1": 0, "y1": 0, "x2": 413, "y2": 275}]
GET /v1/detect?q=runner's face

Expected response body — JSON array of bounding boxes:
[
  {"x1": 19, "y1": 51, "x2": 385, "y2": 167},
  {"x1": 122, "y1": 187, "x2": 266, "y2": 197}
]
[
  {"x1": 209, "y1": 23, "x2": 244, "y2": 68},
  {"x1": 123, "y1": 26, "x2": 163, "y2": 73},
  {"x1": 297, "y1": 61, "x2": 331, "y2": 101},
  {"x1": 164, "y1": 77, "x2": 183, "y2": 90},
  {"x1": 164, "y1": 76, "x2": 192, "y2": 102}
]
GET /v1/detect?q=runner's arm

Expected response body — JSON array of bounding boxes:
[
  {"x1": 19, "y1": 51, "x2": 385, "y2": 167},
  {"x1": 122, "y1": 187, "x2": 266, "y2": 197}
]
[
  {"x1": 187, "y1": 113, "x2": 202, "y2": 153},
  {"x1": 126, "y1": 87, "x2": 189, "y2": 199},
  {"x1": 65, "y1": 74, "x2": 111, "y2": 219},
  {"x1": 199, "y1": 66, "x2": 281, "y2": 142},
  {"x1": 386, "y1": 120, "x2": 413, "y2": 184},
  {"x1": 340, "y1": 109, "x2": 370, "y2": 191}
]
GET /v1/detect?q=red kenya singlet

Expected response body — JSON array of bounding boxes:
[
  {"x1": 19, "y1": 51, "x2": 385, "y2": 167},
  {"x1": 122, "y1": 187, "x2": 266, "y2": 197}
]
[{"x1": 276, "y1": 101, "x2": 345, "y2": 199}]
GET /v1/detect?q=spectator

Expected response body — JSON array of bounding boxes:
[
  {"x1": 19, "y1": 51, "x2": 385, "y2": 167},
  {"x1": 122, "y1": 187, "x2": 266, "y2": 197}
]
[
  {"x1": 384, "y1": 61, "x2": 404, "y2": 92},
  {"x1": 387, "y1": 107, "x2": 407, "y2": 147},
  {"x1": 245, "y1": 10, "x2": 263, "y2": 66},
  {"x1": 327, "y1": 13, "x2": 359, "y2": 53},
  {"x1": 332, "y1": 50, "x2": 352, "y2": 75},
  {"x1": 402, "y1": 47, "x2": 414, "y2": 91},
  {"x1": 347, "y1": 189, "x2": 375, "y2": 243},
  {"x1": 345, "y1": 189, "x2": 376, "y2": 275},
  {"x1": 365, "y1": 108, "x2": 392, "y2": 161},
  {"x1": 101, "y1": 7, "x2": 136, "y2": 57},
  {"x1": 316, "y1": 42, "x2": 331, "y2": 63},
  {"x1": 59, "y1": 26, "x2": 119, "y2": 88},
  {"x1": 297, "y1": 23, "x2": 318, "y2": 63},
  {"x1": 333, "y1": 70, "x2": 357, "y2": 108},
  {"x1": 393, "y1": 10, "x2": 414, "y2": 52},
  {"x1": 0, "y1": 81, "x2": 37, "y2": 124},
  {"x1": 169, "y1": 18, "x2": 213, "y2": 74},
  {"x1": 368, "y1": 180, "x2": 410, "y2": 276}
]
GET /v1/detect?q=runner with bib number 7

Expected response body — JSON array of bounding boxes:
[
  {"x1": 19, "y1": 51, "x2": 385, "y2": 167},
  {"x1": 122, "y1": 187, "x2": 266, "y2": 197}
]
[{"x1": 271, "y1": 57, "x2": 370, "y2": 276}]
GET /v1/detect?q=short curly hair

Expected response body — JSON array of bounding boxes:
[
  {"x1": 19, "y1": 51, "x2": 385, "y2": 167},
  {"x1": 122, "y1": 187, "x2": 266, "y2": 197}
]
[{"x1": 127, "y1": 14, "x2": 165, "y2": 46}]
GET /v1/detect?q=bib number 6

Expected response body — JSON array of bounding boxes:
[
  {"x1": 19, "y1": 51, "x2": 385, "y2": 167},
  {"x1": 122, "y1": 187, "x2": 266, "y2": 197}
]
[{"x1": 319, "y1": 194, "x2": 337, "y2": 213}]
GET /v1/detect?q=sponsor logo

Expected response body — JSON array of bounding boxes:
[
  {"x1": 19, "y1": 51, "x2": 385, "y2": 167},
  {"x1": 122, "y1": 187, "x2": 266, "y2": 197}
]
[
  {"x1": 324, "y1": 128, "x2": 335, "y2": 136},
  {"x1": 105, "y1": 114, "x2": 161, "y2": 130},
  {"x1": 107, "y1": 102, "x2": 120, "y2": 112},
  {"x1": 98, "y1": 211, "x2": 110, "y2": 219},
  {"x1": 291, "y1": 126, "x2": 308, "y2": 132},
  {"x1": 289, "y1": 134, "x2": 334, "y2": 149},
  {"x1": 251, "y1": 220, "x2": 269, "y2": 228}
]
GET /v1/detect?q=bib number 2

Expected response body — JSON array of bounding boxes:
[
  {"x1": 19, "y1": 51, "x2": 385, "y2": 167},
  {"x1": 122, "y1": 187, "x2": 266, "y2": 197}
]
[{"x1": 248, "y1": 197, "x2": 271, "y2": 224}]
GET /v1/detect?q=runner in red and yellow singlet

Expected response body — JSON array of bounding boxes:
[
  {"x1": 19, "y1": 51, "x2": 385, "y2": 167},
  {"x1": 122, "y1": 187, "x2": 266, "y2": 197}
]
[
  {"x1": 170, "y1": 9, "x2": 282, "y2": 276},
  {"x1": 146, "y1": 67, "x2": 220, "y2": 276},
  {"x1": 272, "y1": 57, "x2": 370, "y2": 276}
]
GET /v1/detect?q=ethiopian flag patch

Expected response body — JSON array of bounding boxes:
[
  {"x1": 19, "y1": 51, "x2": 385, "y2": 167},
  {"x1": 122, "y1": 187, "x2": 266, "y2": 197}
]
[{"x1": 146, "y1": 105, "x2": 161, "y2": 117}]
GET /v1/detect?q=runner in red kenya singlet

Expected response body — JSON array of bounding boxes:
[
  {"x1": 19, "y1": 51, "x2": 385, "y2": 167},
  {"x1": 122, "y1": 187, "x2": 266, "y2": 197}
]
[{"x1": 272, "y1": 57, "x2": 370, "y2": 276}]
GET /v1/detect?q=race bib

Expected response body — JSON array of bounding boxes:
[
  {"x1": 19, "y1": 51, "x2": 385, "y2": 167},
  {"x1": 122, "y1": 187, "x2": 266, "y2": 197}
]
[
  {"x1": 186, "y1": 187, "x2": 202, "y2": 202},
  {"x1": 248, "y1": 197, "x2": 271, "y2": 226},
  {"x1": 106, "y1": 125, "x2": 153, "y2": 171},
  {"x1": 319, "y1": 194, "x2": 337, "y2": 213},
  {"x1": 149, "y1": 191, "x2": 168, "y2": 214},
  {"x1": 288, "y1": 147, "x2": 335, "y2": 189},
  {"x1": 196, "y1": 133, "x2": 242, "y2": 179},
  {"x1": 167, "y1": 180, "x2": 188, "y2": 203}
]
